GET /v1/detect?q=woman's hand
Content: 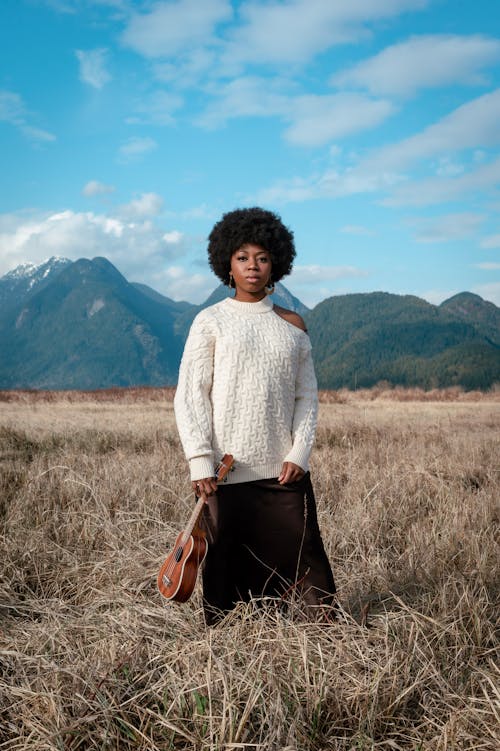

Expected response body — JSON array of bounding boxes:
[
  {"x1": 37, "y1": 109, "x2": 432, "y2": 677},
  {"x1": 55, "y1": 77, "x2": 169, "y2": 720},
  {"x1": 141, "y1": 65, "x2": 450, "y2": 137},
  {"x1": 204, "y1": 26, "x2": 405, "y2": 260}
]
[
  {"x1": 278, "y1": 462, "x2": 305, "y2": 485},
  {"x1": 192, "y1": 476, "x2": 218, "y2": 498}
]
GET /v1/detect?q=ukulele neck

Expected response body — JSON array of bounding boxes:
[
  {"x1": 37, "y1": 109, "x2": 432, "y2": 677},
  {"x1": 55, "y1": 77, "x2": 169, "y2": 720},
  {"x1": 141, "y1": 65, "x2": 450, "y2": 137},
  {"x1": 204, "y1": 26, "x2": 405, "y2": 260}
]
[
  {"x1": 182, "y1": 496, "x2": 206, "y2": 543},
  {"x1": 180, "y1": 454, "x2": 233, "y2": 544}
]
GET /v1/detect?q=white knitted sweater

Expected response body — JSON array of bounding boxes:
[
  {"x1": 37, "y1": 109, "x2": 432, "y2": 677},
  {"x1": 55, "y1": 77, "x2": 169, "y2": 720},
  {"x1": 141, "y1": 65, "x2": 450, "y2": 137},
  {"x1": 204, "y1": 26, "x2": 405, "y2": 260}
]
[{"x1": 173, "y1": 295, "x2": 318, "y2": 485}]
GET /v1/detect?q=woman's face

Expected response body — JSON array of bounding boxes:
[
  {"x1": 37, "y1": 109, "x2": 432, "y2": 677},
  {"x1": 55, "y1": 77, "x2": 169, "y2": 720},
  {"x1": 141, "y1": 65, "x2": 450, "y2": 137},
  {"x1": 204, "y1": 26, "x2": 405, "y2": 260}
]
[{"x1": 230, "y1": 244, "x2": 272, "y2": 300}]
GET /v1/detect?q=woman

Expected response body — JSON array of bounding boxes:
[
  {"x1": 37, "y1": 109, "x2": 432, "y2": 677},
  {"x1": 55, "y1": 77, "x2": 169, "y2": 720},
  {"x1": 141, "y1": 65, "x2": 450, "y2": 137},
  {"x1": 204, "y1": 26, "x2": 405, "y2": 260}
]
[{"x1": 174, "y1": 207, "x2": 336, "y2": 624}]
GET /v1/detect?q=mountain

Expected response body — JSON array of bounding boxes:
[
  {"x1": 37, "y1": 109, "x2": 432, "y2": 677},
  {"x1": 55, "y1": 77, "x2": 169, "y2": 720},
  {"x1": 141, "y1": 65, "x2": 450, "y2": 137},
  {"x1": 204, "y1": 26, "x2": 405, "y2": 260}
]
[
  {"x1": 306, "y1": 292, "x2": 500, "y2": 390},
  {"x1": 0, "y1": 256, "x2": 72, "y2": 315},
  {"x1": 1, "y1": 257, "x2": 499, "y2": 391},
  {"x1": 440, "y1": 292, "x2": 500, "y2": 346},
  {"x1": 0, "y1": 257, "x2": 185, "y2": 389}
]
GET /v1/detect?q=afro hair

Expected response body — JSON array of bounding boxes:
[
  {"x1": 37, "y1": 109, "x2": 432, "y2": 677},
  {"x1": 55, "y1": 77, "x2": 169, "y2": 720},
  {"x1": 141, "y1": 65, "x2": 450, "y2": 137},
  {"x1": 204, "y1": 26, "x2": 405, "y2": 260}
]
[{"x1": 207, "y1": 207, "x2": 295, "y2": 285}]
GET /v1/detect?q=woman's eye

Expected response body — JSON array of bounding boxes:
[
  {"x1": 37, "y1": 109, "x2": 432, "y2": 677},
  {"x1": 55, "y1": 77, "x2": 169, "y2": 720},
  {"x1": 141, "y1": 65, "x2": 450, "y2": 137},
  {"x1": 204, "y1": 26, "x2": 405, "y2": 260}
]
[{"x1": 235, "y1": 255, "x2": 269, "y2": 262}]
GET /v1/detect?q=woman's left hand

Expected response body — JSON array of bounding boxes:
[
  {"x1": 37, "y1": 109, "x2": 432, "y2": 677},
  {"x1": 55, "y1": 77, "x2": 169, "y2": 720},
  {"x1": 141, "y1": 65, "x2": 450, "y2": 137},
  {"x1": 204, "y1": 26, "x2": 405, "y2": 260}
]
[{"x1": 278, "y1": 462, "x2": 305, "y2": 485}]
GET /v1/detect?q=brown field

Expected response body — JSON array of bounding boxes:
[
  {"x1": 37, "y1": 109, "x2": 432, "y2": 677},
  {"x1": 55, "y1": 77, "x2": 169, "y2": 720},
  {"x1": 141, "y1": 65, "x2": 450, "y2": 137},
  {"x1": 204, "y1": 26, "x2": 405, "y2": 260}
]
[{"x1": 0, "y1": 389, "x2": 499, "y2": 750}]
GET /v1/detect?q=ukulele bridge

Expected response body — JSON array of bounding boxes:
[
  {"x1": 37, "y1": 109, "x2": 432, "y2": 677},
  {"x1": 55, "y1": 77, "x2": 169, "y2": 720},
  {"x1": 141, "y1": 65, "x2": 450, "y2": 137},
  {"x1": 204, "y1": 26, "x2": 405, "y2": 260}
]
[{"x1": 162, "y1": 574, "x2": 172, "y2": 587}]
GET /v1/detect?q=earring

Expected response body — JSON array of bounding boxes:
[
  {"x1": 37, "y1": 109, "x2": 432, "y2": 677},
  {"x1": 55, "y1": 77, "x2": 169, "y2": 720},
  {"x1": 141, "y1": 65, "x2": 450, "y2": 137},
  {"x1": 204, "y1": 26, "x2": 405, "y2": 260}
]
[
  {"x1": 265, "y1": 277, "x2": 275, "y2": 295},
  {"x1": 228, "y1": 272, "x2": 235, "y2": 288}
]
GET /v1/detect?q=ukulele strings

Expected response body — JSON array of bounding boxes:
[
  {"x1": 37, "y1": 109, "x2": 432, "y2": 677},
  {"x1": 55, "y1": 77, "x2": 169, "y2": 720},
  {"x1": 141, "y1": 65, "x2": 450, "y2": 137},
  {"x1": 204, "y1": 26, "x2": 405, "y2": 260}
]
[
  {"x1": 163, "y1": 499, "x2": 202, "y2": 581},
  {"x1": 161, "y1": 488, "x2": 196, "y2": 582}
]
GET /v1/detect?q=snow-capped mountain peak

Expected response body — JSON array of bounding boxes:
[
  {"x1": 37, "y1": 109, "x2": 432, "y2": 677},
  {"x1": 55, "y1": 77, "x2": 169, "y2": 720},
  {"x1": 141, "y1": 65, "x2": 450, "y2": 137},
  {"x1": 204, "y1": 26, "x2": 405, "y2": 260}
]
[
  {"x1": 3, "y1": 256, "x2": 71, "y2": 281},
  {"x1": 0, "y1": 256, "x2": 72, "y2": 313}
]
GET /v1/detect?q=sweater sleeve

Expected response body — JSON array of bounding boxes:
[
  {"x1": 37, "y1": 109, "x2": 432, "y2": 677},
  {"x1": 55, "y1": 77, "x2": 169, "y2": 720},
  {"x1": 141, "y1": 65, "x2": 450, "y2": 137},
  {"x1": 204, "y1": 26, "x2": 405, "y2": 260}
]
[
  {"x1": 173, "y1": 312, "x2": 216, "y2": 481},
  {"x1": 283, "y1": 334, "x2": 318, "y2": 472}
]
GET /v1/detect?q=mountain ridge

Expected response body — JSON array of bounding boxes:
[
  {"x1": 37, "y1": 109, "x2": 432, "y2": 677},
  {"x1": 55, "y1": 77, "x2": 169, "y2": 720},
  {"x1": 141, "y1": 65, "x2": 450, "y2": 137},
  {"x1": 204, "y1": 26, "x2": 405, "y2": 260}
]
[
  {"x1": 0, "y1": 257, "x2": 184, "y2": 389},
  {"x1": 307, "y1": 291, "x2": 499, "y2": 390},
  {"x1": 1, "y1": 257, "x2": 499, "y2": 390}
]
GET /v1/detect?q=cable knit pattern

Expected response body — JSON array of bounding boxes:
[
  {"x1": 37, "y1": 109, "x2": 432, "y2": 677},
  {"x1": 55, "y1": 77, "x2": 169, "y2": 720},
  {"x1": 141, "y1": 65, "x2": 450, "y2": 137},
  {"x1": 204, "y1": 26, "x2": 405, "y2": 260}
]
[{"x1": 174, "y1": 295, "x2": 318, "y2": 485}]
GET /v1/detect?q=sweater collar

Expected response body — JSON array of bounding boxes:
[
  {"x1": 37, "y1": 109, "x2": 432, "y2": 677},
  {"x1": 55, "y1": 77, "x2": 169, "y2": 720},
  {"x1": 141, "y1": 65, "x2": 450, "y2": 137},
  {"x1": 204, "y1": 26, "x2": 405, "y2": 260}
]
[{"x1": 223, "y1": 295, "x2": 273, "y2": 314}]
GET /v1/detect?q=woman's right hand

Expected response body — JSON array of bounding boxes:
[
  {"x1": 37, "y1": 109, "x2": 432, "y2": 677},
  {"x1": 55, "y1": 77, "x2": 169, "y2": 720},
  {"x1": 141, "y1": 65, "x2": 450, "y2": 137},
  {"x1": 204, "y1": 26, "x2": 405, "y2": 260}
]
[{"x1": 192, "y1": 476, "x2": 218, "y2": 498}]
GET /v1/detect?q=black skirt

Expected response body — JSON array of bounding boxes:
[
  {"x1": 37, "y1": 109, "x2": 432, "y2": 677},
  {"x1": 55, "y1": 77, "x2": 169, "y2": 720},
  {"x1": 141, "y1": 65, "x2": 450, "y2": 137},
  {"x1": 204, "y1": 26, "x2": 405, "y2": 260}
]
[{"x1": 200, "y1": 473, "x2": 336, "y2": 625}]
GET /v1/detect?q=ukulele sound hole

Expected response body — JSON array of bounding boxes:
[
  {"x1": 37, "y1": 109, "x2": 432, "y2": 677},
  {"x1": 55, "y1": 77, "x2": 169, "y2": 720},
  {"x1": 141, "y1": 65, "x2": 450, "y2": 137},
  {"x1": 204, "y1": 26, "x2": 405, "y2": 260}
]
[{"x1": 175, "y1": 547, "x2": 183, "y2": 562}]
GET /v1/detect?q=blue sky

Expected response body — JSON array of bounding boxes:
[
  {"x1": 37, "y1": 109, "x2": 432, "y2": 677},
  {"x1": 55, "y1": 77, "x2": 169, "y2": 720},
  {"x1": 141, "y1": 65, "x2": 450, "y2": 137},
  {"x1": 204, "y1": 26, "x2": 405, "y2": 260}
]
[{"x1": 1, "y1": 0, "x2": 500, "y2": 307}]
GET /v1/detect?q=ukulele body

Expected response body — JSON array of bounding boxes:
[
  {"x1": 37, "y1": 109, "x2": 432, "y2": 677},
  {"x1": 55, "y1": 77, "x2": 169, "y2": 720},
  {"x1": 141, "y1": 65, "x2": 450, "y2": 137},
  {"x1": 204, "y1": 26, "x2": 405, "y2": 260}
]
[
  {"x1": 157, "y1": 453, "x2": 233, "y2": 604},
  {"x1": 157, "y1": 525, "x2": 208, "y2": 602}
]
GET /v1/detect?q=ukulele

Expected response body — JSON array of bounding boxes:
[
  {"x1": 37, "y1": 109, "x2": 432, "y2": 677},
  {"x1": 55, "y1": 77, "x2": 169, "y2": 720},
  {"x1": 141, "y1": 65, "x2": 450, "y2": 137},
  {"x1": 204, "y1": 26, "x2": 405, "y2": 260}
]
[{"x1": 157, "y1": 454, "x2": 234, "y2": 602}]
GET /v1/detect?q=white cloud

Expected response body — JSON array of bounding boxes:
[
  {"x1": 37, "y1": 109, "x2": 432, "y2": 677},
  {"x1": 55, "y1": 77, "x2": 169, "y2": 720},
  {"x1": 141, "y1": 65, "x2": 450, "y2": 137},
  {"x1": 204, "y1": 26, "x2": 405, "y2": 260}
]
[
  {"x1": 75, "y1": 48, "x2": 112, "y2": 89},
  {"x1": 476, "y1": 262, "x2": 500, "y2": 270},
  {"x1": 254, "y1": 166, "x2": 405, "y2": 204},
  {"x1": 435, "y1": 156, "x2": 464, "y2": 177},
  {"x1": 222, "y1": 0, "x2": 428, "y2": 68},
  {"x1": 163, "y1": 230, "x2": 183, "y2": 244},
  {"x1": 152, "y1": 265, "x2": 214, "y2": 303},
  {"x1": 120, "y1": 193, "x2": 164, "y2": 218},
  {"x1": 480, "y1": 234, "x2": 500, "y2": 249},
  {"x1": 199, "y1": 77, "x2": 394, "y2": 146},
  {"x1": 332, "y1": 35, "x2": 500, "y2": 96},
  {"x1": 364, "y1": 88, "x2": 500, "y2": 172},
  {"x1": 284, "y1": 93, "x2": 394, "y2": 146},
  {"x1": 0, "y1": 199, "x2": 219, "y2": 301},
  {"x1": 118, "y1": 136, "x2": 158, "y2": 162},
  {"x1": 127, "y1": 90, "x2": 183, "y2": 126},
  {"x1": 0, "y1": 90, "x2": 26, "y2": 121},
  {"x1": 383, "y1": 155, "x2": 500, "y2": 207},
  {"x1": 408, "y1": 213, "x2": 485, "y2": 243},
  {"x1": 197, "y1": 76, "x2": 290, "y2": 128},
  {"x1": 0, "y1": 209, "x2": 185, "y2": 292},
  {"x1": 119, "y1": 0, "x2": 428, "y2": 90},
  {"x1": 0, "y1": 89, "x2": 56, "y2": 142},
  {"x1": 117, "y1": 2, "x2": 430, "y2": 147},
  {"x1": 20, "y1": 125, "x2": 56, "y2": 142},
  {"x1": 255, "y1": 90, "x2": 500, "y2": 205},
  {"x1": 472, "y1": 281, "x2": 500, "y2": 305},
  {"x1": 121, "y1": 0, "x2": 232, "y2": 58},
  {"x1": 82, "y1": 180, "x2": 116, "y2": 197},
  {"x1": 153, "y1": 48, "x2": 216, "y2": 87}
]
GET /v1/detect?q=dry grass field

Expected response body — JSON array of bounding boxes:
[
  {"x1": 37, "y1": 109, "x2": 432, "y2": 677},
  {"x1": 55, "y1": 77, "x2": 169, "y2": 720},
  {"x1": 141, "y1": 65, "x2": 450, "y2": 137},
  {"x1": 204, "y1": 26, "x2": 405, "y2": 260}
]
[{"x1": 0, "y1": 388, "x2": 499, "y2": 750}]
